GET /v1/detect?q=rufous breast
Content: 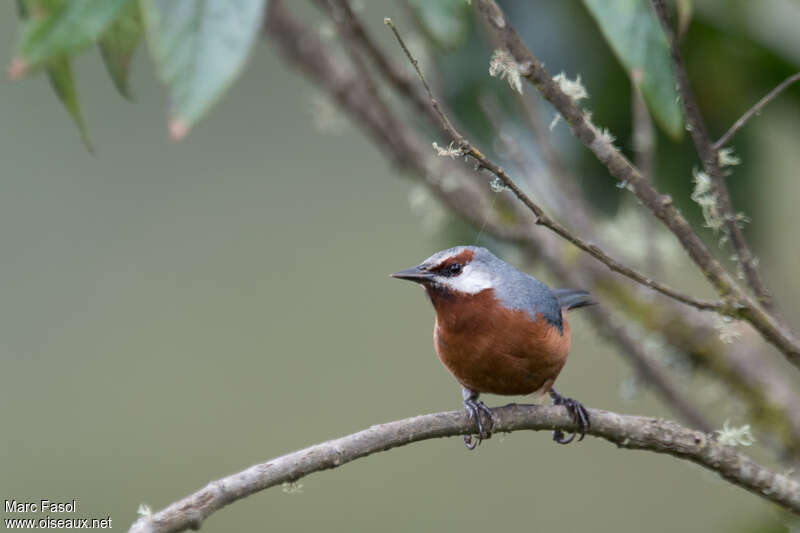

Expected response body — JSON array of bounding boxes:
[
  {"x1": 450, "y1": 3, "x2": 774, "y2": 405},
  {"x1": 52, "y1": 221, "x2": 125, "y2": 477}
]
[{"x1": 428, "y1": 286, "x2": 571, "y2": 396}]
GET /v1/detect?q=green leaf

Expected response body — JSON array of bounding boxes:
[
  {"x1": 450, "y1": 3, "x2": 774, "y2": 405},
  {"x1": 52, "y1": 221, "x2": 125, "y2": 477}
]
[
  {"x1": 408, "y1": 0, "x2": 471, "y2": 50},
  {"x1": 98, "y1": 1, "x2": 143, "y2": 99},
  {"x1": 14, "y1": 0, "x2": 134, "y2": 72},
  {"x1": 13, "y1": 0, "x2": 93, "y2": 152},
  {"x1": 582, "y1": 0, "x2": 684, "y2": 139},
  {"x1": 140, "y1": 0, "x2": 267, "y2": 139},
  {"x1": 46, "y1": 57, "x2": 94, "y2": 152}
]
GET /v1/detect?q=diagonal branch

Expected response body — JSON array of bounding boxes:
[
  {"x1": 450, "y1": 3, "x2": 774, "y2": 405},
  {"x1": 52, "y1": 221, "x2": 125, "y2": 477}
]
[
  {"x1": 383, "y1": 18, "x2": 723, "y2": 313},
  {"x1": 651, "y1": 0, "x2": 780, "y2": 318},
  {"x1": 474, "y1": 0, "x2": 800, "y2": 370},
  {"x1": 128, "y1": 405, "x2": 800, "y2": 533},
  {"x1": 714, "y1": 71, "x2": 800, "y2": 150}
]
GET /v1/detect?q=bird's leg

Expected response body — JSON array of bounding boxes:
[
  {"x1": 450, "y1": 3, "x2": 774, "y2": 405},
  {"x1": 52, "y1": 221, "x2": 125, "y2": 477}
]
[
  {"x1": 549, "y1": 388, "x2": 590, "y2": 444},
  {"x1": 461, "y1": 387, "x2": 494, "y2": 449}
]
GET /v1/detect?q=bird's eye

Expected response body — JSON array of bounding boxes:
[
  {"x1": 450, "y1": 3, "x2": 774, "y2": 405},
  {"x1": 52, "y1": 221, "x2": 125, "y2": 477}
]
[{"x1": 447, "y1": 263, "x2": 463, "y2": 276}]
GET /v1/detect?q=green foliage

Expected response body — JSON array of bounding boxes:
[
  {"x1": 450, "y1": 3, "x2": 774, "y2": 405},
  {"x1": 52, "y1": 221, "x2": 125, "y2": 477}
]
[
  {"x1": 139, "y1": 0, "x2": 267, "y2": 139},
  {"x1": 44, "y1": 57, "x2": 94, "y2": 152},
  {"x1": 98, "y1": 0, "x2": 143, "y2": 100},
  {"x1": 582, "y1": 0, "x2": 684, "y2": 138},
  {"x1": 15, "y1": 0, "x2": 133, "y2": 71},
  {"x1": 8, "y1": 0, "x2": 266, "y2": 147},
  {"x1": 13, "y1": 0, "x2": 94, "y2": 151}
]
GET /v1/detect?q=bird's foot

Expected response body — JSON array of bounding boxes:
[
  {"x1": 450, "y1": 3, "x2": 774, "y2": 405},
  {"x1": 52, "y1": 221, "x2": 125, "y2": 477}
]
[
  {"x1": 462, "y1": 391, "x2": 494, "y2": 450},
  {"x1": 549, "y1": 388, "x2": 590, "y2": 444}
]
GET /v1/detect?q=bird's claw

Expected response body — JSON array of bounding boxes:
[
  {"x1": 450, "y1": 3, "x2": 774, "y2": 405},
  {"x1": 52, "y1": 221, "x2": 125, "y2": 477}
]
[
  {"x1": 463, "y1": 397, "x2": 494, "y2": 449},
  {"x1": 549, "y1": 388, "x2": 590, "y2": 444}
]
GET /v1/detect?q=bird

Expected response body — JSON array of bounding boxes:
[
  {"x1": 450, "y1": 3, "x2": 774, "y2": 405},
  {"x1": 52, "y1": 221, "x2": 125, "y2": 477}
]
[{"x1": 391, "y1": 245, "x2": 595, "y2": 449}]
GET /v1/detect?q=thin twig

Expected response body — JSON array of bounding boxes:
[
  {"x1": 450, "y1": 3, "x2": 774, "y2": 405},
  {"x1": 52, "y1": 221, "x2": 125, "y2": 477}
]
[
  {"x1": 651, "y1": 0, "x2": 781, "y2": 319},
  {"x1": 714, "y1": 72, "x2": 800, "y2": 150},
  {"x1": 128, "y1": 405, "x2": 800, "y2": 533},
  {"x1": 474, "y1": 0, "x2": 800, "y2": 369},
  {"x1": 384, "y1": 17, "x2": 723, "y2": 313}
]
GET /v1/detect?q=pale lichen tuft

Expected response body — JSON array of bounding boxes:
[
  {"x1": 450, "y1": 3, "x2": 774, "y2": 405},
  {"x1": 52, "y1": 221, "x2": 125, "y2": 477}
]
[
  {"x1": 718, "y1": 147, "x2": 741, "y2": 167},
  {"x1": 714, "y1": 315, "x2": 742, "y2": 344},
  {"x1": 489, "y1": 49, "x2": 523, "y2": 94},
  {"x1": 489, "y1": 176, "x2": 509, "y2": 193},
  {"x1": 432, "y1": 141, "x2": 465, "y2": 159},
  {"x1": 691, "y1": 169, "x2": 724, "y2": 233},
  {"x1": 553, "y1": 72, "x2": 589, "y2": 102},
  {"x1": 717, "y1": 420, "x2": 755, "y2": 447}
]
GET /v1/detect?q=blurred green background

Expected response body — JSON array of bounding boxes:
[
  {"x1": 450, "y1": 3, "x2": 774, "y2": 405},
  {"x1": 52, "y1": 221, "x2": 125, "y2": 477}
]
[{"x1": 2, "y1": 1, "x2": 800, "y2": 532}]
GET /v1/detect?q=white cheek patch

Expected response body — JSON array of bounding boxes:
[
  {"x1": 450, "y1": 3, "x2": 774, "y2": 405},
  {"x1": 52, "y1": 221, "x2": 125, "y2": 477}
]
[{"x1": 442, "y1": 264, "x2": 493, "y2": 294}]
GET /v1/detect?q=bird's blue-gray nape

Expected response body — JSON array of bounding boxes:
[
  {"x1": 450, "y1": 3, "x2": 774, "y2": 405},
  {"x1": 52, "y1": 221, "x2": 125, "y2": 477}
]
[{"x1": 466, "y1": 247, "x2": 564, "y2": 333}]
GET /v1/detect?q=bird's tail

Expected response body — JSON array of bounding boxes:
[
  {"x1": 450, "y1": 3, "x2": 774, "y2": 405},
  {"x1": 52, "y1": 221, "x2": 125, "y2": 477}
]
[{"x1": 552, "y1": 288, "x2": 596, "y2": 311}]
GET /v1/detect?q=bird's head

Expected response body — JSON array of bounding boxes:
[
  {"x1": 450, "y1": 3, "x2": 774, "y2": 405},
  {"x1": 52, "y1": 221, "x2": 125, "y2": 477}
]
[{"x1": 391, "y1": 246, "x2": 497, "y2": 296}]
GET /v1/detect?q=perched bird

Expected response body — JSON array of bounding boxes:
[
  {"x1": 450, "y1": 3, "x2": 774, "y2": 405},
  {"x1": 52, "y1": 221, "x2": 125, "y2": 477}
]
[{"x1": 391, "y1": 245, "x2": 595, "y2": 448}]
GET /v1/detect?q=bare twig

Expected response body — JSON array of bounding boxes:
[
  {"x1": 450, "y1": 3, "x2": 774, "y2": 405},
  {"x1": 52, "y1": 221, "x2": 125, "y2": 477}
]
[
  {"x1": 384, "y1": 17, "x2": 723, "y2": 313},
  {"x1": 714, "y1": 72, "x2": 800, "y2": 150},
  {"x1": 651, "y1": 0, "x2": 780, "y2": 319},
  {"x1": 474, "y1": 0, "x2": 800, "y2": 369},
  {"x1": 128, "y1": 404, "x2": 800, "y2": 533}
]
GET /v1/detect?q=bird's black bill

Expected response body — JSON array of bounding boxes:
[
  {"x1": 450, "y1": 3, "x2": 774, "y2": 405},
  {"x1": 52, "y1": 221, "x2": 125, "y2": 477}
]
[{"x1": 390, "y1": 266, "x2": 433, "y2": 283}]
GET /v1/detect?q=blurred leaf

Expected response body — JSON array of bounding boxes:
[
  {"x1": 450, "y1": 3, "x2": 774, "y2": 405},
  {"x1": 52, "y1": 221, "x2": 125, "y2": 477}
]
[
  {"x1": 676, "y1": 0, "x2": 693, "y2": 38},
  {"x1": 16, "y1": 0, "x2": 62, "y2": 17},
  {"x1": 582, "y1": 0, "x2": 684, "y2": 138},
  {"x1": 46, "y1": 57, "x2": 94, "y2": 152},
  {"x1": 408, "y1": 0, "x2": 471, "y2": 50},
  {"x1": 14, "y1": 0, "x2": 133, "y2": 72},
  {"x1": 14, "y1": 0, "x2": 93, "y2": 152},
  {"x1": 140, "y1": 0, "x2": 267, "y2": 140},
  {"x1": 98, "y1": 1, "x2": 143, "y2": 100}
]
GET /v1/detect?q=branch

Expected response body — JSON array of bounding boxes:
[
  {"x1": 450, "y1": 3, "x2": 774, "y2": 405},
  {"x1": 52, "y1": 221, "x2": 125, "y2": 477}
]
[
  {"x1": 714, "y1": 71, "x2": 800, "y2": 150},
  {"x1": 651, "y1": 0, "x2": 780, "y2": 318},
  {"x1": 128, "y1": 404, "x2": 800, "y2": 533},
  {"x1": 474, "y1": 0, "x2": 800, "y2": 370},
  {"x1": 383, "y1": 18, "x2": 723, "y2": 314}
]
